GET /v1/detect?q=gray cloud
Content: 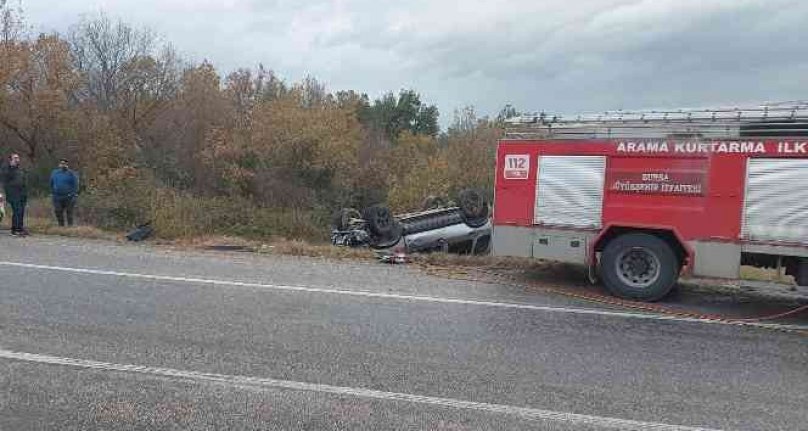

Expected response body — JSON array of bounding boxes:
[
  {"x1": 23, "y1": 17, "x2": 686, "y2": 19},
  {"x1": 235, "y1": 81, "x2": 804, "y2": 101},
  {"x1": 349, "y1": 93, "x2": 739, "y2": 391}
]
[{"x1": 22, "y1": 0, "x2": 808, "y2": 125}]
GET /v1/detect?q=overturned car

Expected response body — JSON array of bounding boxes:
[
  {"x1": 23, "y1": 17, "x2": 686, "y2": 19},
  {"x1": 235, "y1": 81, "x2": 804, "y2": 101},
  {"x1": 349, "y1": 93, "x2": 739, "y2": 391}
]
[{"x1": 331, "y1": 189, "x2": 492, "y2": 255}]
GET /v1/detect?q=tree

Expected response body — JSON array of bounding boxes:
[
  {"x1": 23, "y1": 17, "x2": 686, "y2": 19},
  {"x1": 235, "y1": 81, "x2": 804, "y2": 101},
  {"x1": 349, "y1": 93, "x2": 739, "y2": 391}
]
[
  {"x1": 443, "y1": 106, "x2": 502, "y2": 198},
  {"x1": 68, "y1": 13, "x2": 164, "y2": 112},
  {"x1": 117, "y1": 45, "x2": 182, "y2": 129},
  {"x1": 0, "y1": 33, "x2": 79, "y2": 163},
  {"x1": 246, "y1": 87, "x2": 362, "y2": 208},
  {"x1": 152, "y1": 60, "x2": 230, "y2": 190},
  {"x1": 386, "y1": 131, "x2": 450, "y2": 211},
  {"x1": 364, "y1": 89, "x2": 440, "y2": 141},
  {"x1": 414, "y1": 104, "x2": 439, "y2": 136},
  {"x1": 1, "y1": 0, "x2": 24, "y2": 44}
]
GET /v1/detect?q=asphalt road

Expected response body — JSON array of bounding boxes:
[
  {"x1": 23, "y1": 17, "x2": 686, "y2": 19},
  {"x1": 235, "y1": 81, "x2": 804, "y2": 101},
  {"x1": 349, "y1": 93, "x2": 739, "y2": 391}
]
[{"x1": 0, "y1": 236, "x2": 806, "y2": 430}]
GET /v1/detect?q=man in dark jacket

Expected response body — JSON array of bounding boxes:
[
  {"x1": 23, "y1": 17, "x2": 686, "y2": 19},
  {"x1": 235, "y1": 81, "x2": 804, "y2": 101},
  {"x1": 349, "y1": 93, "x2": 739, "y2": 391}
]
[
  {"x1": 50, "y1": 158, "x2": 79, "y2": 227},
  {"x1": 1, "y1": 153, "x2": 29, "y2": 236}
]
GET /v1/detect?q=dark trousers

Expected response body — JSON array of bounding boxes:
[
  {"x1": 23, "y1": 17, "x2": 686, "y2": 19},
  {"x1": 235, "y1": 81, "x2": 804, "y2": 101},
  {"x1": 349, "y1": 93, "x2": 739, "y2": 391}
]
[
  {"x1": 8, "y1": 196, "x2": 27, "y2": 232},
  {"x1": 53, "y1": 196, "x2": 75, "y2": 227}
]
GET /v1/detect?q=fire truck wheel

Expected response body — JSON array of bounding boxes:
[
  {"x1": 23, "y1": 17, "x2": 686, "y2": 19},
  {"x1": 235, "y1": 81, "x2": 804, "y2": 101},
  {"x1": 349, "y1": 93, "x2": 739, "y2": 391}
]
[
  {"x1": 601, "y1": 233, "x2": 679, "y2": 302},
  {"x1": 796, "y1": 259, "x2": 808, "y2": 287}
]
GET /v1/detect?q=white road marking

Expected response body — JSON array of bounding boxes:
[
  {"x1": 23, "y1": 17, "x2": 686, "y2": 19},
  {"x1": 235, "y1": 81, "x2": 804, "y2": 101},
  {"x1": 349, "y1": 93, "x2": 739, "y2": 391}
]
[
  {"x1": 0, "y1": 348, "x2": 722, "y2": 431},
  {"x1": 0, "y1": 261, "x2": 804, "y2": 331}
]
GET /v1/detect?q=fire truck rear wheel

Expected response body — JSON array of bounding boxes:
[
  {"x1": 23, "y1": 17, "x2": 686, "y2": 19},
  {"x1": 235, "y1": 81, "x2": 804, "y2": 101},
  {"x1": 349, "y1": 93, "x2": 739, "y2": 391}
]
[
  {"x1": 795, "y1": 259, "x2": 808, "y2": 287},
  {"x1": 601, "y1": 233, "x2": 679, "y2": 302}
]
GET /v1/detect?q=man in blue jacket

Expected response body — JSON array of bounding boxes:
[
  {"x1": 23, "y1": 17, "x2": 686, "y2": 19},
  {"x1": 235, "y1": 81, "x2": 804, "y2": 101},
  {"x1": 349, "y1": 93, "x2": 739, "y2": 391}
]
[{"x1": 50, "y1": 158, "x2": 79, "y2": 227}]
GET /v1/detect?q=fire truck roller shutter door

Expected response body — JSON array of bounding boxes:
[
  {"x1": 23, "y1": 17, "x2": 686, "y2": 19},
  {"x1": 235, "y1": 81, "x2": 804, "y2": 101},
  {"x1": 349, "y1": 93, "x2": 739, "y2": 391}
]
[
  {"x1": 534, "y1": 156, "x2": 606, "y2": 228},
  {"x1": 742, "y1": 158, "x2": 808, "y2": 244}
]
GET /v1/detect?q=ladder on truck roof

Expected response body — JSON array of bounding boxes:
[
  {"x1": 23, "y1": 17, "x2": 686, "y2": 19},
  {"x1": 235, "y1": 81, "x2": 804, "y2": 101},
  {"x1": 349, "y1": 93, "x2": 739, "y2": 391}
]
[{"x1": 504, "y1": 101, "x2": 808, "y2": 140}]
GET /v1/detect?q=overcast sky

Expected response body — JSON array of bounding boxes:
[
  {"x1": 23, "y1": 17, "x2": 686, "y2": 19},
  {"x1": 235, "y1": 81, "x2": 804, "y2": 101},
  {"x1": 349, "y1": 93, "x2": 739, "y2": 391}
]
[{"x1": 21, "y1": 0, "x2": 808, "y2": 126}]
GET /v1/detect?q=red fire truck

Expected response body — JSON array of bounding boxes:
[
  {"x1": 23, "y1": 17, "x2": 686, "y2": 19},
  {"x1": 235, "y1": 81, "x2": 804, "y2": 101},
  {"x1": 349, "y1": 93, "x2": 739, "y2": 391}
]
[{"x1": 493, "y1": 103, "x2": 808, "y2": 301}]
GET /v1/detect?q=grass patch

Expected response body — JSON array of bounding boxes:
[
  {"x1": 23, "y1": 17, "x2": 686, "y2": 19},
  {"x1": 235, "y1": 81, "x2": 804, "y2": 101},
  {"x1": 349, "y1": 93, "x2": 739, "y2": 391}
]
[
  {"x1": 739, "y1": 266, "x2": 795, "y2": 284},
  {"x1": 27, "y1": 218, "x2": 119, "y2": 241},
  {"x1": 17, "y1": 195, "x2": 326, "y2": 243}
]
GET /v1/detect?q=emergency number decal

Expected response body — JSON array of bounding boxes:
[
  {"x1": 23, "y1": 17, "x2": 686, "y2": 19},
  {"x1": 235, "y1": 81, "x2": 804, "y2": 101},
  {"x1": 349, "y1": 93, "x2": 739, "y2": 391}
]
[{"x1": 504, "y1": 154, "x2": 530, "y2": 179}]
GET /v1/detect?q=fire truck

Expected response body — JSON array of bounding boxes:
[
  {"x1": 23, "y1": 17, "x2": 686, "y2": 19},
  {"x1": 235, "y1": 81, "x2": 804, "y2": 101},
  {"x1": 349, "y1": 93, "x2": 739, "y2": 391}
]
[{"x1": 493, "y1": 103, "x2": 808, "y2": 301}]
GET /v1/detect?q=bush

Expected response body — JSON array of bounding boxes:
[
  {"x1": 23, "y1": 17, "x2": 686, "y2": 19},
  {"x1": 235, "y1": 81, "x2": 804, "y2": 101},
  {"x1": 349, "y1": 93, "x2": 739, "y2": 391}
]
[{"x1": 53, "y1": 165, "x2": 327, "y2": 241}]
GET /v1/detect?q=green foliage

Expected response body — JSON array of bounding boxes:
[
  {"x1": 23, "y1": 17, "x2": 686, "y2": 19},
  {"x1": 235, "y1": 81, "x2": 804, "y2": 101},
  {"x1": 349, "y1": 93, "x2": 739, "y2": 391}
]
[{"x1": 362, "y1": 89, "x2": 440, "y2": 141}]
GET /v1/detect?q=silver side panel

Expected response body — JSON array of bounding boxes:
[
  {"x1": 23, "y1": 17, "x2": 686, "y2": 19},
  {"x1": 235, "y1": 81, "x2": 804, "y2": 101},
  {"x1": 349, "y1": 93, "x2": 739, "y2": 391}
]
[
  {"x1": 404, "y1": 221, "x2": 491, "y2": 252},
  {"x1": 492, "y1": 226, "x2": 534, "y2": 258},
  {"x1": 492, "y1": 225, "x2": 595, "y2": 265},
  {"x1": 534, "y1": 156, "x2": 606, "y2": 228},
  {"x1": 690, "y1": 241, "x2": 741, "y2": 279},
  {"x1": 742, "y1": 158, "x2": 808, "y2": 244},
  {"x1": 532, "y1": 230, "x2": 594, "y2": 265}
]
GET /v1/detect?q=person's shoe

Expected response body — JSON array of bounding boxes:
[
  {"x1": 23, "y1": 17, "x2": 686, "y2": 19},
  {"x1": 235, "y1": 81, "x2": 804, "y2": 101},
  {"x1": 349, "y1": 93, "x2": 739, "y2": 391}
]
[
  {"x1": 19, "y1": 229, "x2": 30, "y2": 237},
  {"x1": 10, "y1": 230, "x2": 19, "y2": 236}
]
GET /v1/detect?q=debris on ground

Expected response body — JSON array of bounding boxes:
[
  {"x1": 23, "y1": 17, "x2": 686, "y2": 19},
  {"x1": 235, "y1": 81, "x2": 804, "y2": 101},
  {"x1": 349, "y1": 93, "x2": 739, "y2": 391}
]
[
  {"x1": 125, "y1": 222, "x2": 154, "y2": 242},
  {"x1": 376, "y1": 250, "x2": 409, "y2": 264},
  {"x1": 330, "y1": 228, "x2": 371, "y2": 248}
]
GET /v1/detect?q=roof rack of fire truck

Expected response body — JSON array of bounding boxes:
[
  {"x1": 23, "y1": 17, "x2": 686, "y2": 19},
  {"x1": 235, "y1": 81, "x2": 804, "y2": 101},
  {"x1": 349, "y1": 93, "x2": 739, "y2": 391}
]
[{"x1": 504, "y1": 101, "x2": 808, "y2": 140}]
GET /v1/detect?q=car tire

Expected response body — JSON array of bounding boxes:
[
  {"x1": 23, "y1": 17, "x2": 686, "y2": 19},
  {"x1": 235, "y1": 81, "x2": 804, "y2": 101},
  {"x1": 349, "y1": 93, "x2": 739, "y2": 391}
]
[
  {"x1": 331, "y1": 208, "x2": 361, "y2": 231},
  {"x1": 371, "y1": 224, "x2": 404, "y2": 249},
  {"x1": 458, "y1": 189, "x2": 489, "y2": 228},
  {"x1": 362, "y1": 205, "x2": 400, "y2": 239},
  {"x1": 600, "y1": 233, "x2": 679, "y2": 302}
]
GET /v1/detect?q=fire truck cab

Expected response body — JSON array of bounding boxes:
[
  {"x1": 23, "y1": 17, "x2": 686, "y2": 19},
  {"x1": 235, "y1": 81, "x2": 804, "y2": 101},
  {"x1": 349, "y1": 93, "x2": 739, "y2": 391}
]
[{"x1": 493, "y1": 103, "x2": 808, "y2": 301}]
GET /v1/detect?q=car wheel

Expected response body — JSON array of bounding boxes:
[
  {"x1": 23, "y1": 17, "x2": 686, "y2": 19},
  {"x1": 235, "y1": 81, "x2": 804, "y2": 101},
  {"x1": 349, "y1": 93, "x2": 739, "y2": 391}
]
[
  {"x1": 458, "y1": 189, "x2": 489, "y2": 228},
  {"x1": 331, "y1": 208, "x2": 362, "y2": 231},
  {"x1": 600, "y1": 233, "x2": 679, "y2": 302},
  {"x1": 362, "y1": 205, "x2": 393, "y2": 236}
]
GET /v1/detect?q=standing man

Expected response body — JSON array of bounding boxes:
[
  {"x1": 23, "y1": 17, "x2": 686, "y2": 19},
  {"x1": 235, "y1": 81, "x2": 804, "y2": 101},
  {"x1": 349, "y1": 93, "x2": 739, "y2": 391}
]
[
  {"x1": 1, "y1": 153, "x2": 29, "y2": 236},
  {"x1": 50, "y1": 158, "x2": 79, "y2": 227}
]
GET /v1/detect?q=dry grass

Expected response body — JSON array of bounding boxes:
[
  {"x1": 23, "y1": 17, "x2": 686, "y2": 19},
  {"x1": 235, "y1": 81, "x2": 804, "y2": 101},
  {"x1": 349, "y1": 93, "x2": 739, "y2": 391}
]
[
  {"x1": 29, "y1": 220, "x2": 119, "y2": 241},
  {"x1": 6, "y1": 213, "x2": 120, "y2": 242},
  {"x1": 739, "y1": 266, "x2": 795, "y2": 284},
  {"x1": 17, "y1": 199, "x2": 119, "y2": 240}
]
